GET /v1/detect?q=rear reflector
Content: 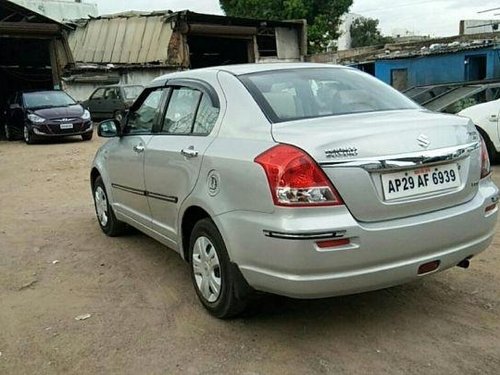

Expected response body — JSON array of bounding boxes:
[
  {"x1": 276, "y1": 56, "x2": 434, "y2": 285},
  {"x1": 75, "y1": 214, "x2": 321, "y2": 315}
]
[
  {"x1": 418, "y1": 260, "x2": 440, "y2": 275},
  {"x1": 316, "y1": 238, "x2": 350, "y2": 249}
]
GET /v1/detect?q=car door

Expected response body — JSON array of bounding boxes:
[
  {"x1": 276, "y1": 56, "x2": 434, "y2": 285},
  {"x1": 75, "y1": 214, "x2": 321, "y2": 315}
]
[
  {"x1": 105, "y1": 87, "x2": 167, "y2": 226},
  {"x1": 144, "y1": 82, "x2": 220, "y2": 241},
  {"x1": 103, "y1": 87, "x2": 122, "y2": 118},
  {"x1": 87, "y1": 88, "x2": 105, "y2": 117}
]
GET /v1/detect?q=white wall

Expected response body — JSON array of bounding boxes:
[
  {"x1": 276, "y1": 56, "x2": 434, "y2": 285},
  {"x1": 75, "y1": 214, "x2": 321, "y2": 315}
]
[
  {"x1": 62, "y1": 69, "x2": 176, "y2": 101},
  {"x1": 336, "y1": 13, "x2": 363, "y2": 51},
  {"x1": 461, "y1": 20, "x2": 499, "y2": 35}
]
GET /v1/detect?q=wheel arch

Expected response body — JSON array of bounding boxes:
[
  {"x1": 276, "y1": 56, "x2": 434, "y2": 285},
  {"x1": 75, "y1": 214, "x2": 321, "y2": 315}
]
[
  {"x1": 180, "y1": 205, "x2": 212, "y2": 262},
  {"x1": 90, "y1": 167, "x2": 101, "y2": 189}
]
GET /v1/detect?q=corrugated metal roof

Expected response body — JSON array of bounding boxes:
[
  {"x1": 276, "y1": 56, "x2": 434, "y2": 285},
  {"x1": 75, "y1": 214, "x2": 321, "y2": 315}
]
[{"x1": 68, "y1": 13, "x2": 173, "y2": 65}]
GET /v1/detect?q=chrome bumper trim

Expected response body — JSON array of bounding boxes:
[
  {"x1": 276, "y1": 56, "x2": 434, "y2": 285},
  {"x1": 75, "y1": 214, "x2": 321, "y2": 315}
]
[
  {"x1": 263, "y1": 230, "x2": 346, "y2": 240},
  {"x1": 320, "y1": 142, "x2": 480, "y2": 172}
]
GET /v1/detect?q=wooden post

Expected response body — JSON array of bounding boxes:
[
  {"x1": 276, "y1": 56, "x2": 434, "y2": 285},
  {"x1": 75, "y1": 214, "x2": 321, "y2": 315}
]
[{"x1": 49, "y1": 38, "x2": 61, "y2": 89}]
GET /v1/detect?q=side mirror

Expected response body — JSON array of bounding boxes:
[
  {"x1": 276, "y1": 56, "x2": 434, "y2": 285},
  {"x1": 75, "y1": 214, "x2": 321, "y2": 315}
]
[
  {"x1": 10, "y1": 104, "x2": 21, "y2": 110},
  {"x1": 97, "y1": 119, "x2": 121, "y2": 138}
]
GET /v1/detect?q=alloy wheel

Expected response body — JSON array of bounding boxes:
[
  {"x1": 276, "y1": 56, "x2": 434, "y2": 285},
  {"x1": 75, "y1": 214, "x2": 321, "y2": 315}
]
[{"x1": 23, "y1": 125, "x2": 29, "y2": 143}]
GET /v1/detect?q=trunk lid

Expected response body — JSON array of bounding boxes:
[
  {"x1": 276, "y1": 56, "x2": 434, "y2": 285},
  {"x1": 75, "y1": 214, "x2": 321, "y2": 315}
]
[{"x1": 271, "y1": 109, "x2": 481, "y2": 222}]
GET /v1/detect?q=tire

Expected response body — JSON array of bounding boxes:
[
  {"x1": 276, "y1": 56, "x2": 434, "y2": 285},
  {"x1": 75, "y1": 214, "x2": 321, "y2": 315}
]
[
  {"x1": 4, "y1": 123, "x2": 14, "y2": 141},
  {"x1": 92, "y1": 176, "x2": 127, "y2": 236},
  {"x1": 23, "y1": 124, "x2": 36, "y2": 145},
  {"x1": 189, "y1": 218, "x2": 250, "y2": 318},
  {"x1": 82, "y1": 131, "x2": 93, "y2": 141}
]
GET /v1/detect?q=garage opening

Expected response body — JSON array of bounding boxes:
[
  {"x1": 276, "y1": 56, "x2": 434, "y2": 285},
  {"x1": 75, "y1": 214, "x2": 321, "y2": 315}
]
[
  {"x1": 465, "y1": 54, "x2": 487, "y2": 81},
  {"x1": 0, "y1": 38, "x2": 54, "y2": 104},
  {"x1": 0, "y1": 37, "x2": 55, "y2": 129},
  {"x1": 0, "y1": 1, "x2": 72, "y2": 135},
  {"x1": 188, "y1": 35, "x2": 251, "y2": 68}
]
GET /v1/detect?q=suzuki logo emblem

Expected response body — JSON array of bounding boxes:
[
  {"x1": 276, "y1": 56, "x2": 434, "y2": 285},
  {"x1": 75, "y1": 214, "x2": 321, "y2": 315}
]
[{"x1": 417, "y1": 134, "x2": 431, "y2": 149}]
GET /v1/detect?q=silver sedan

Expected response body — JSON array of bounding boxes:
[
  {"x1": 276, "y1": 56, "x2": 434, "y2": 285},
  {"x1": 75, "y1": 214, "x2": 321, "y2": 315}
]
[{"x1": 91, "y1": 63, "x2": 499, "y2": 318}]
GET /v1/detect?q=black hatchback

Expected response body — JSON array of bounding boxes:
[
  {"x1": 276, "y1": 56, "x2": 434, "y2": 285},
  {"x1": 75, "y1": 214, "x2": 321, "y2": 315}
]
[{"x1": 3, "y1": 90, "x2": 93, "y2": 144}]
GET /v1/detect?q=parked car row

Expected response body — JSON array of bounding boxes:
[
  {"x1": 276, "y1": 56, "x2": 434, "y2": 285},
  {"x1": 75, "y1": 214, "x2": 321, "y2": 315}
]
[{"x1": 1, "y1": 84, "x2": 143, "y2": 144}]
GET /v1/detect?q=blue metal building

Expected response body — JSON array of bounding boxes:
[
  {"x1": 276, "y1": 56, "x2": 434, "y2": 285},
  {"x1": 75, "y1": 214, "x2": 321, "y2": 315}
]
[{"x1": 369, "y1": 44, "x2": 500, "y2": 90}]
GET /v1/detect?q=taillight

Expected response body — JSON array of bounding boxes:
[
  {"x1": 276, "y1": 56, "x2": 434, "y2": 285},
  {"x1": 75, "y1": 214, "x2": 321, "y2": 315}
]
[
  {"x1": 480, "y1": 137, "x2": 491, "y2": 179},
  {"x1": 255, "y1": 144, "x2": 343, "y2": 207}
]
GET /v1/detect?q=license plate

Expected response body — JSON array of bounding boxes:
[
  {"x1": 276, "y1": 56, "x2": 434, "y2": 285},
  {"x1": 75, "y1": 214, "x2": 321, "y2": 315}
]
[
  {"x1": 381, "y1": 163, "x2": 461, "y2": 200},
  {"x1": 60, "y1": 123, "x2": 73, "y2": 130}
]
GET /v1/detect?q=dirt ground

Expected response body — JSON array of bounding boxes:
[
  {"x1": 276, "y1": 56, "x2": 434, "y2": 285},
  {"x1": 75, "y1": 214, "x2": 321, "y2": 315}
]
[{"x1": 0, "y1": 134, "x2": 499, "y2": 375}]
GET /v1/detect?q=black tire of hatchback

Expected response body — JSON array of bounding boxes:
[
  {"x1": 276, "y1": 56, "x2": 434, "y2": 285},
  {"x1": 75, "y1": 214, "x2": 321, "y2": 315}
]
[
  {"x1": 82, "y1": 131, "x2": 93, "y2": 141},
  {"x1": 93, "y1": 176, "x2": 127, "y2": 237},
  {"x1": 4, "y1": 123, "x2": 15, "y2": 141},
  {"x1": 189, "y1": 218, "x2": 251, "y2": 319},
  {"x1": 24, "y1": 125, "x2": 36, "y2": 145}
]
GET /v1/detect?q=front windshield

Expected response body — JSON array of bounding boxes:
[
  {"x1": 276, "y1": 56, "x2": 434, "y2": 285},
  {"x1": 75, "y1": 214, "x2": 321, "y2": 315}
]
[
  {"x1": 123, "y1": 86, "x2": 144, "y2": 100},
  {"x1": 24, "y1": 91, "x2": 76, "y2": 109},
  {"x1": 239, "y1": 68, "x2": 420, "y2": 123}
]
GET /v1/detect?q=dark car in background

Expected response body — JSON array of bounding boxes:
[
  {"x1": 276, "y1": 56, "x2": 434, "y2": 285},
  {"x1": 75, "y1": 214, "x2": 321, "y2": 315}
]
[
  {"x1": 3, "y1": 90, "x2": 93, "y2": 144},
  {"x1": 83, "y1": 84, "x2": 144, "y2": 121}
]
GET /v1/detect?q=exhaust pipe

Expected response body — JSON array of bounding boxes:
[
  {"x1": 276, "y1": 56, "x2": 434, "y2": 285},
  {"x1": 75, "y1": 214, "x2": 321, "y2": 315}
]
[{"x1": 457, "y1": 259, "x2": 470, "y2": 269}]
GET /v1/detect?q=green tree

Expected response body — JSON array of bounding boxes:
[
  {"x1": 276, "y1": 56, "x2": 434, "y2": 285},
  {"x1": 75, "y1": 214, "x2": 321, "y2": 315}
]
[
  {"x1": 350, "y1": 17, "x2": 392, "y2": 48},
  {"x1": 219, "y1": 0, "x2": 353, "y2": 53}
]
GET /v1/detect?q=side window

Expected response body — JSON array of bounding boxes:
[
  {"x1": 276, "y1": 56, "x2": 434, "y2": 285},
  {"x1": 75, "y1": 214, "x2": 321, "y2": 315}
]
[
  {"x1": 91, "y1": 89, "x2": 105, "y2": 100},
  {"x1": 125, "y1": 89, "x2": 164, "y2": 135},
  {"x1": 104, "y1": 88, "x2": 119, "y2": 100},
  {"x1": 162, "y1": 87, "x2": 201, "y2": 134},
  {"x1": 193, "y1": 95, "x2": 219, "y2": 135}
]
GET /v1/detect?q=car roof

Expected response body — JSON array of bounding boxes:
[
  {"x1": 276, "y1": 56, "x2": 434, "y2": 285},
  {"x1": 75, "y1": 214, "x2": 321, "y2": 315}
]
[
  {"x1": 20, "y1": 90, "x2": 65, "y2": 95},
  {"x1": 209, "y1": 62, "x2": 346, "y2": 76},
  {"x1": 150, "y1": 63, "x2": 348, "y2": 87},
  {"x1": 95, "y1": 84, "x2": 144, "y2": 89}
]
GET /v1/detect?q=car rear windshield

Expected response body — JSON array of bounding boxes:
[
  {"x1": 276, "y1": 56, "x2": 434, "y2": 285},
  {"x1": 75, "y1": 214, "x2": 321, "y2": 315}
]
[
  {"x1": 239, "y1": 68, "x2": 419, "y2": 123},
  {"x1": 123, "y1": 86, "x2": 144, "y2": 100},
  {"x1": 24, "y1": 91, "x2": 76, "y2": 109}
]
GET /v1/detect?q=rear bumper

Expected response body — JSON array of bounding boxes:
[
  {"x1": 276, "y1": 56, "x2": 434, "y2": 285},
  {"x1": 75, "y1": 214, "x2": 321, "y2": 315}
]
[{"x1": 214, "y1": 178, "x2": 498, "y2": 298}]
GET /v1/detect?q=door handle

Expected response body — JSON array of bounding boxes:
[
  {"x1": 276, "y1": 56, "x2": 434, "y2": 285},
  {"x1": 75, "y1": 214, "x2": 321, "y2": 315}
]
[
  {"x1": 133, "y1": 144, "x2": 145, "y2": 153},
  {"x1": 181, "y1": 147, "x2": 199, "y2": 158},
  {"x1": 489, "y1": 114, "x2": 498, "y2": 122}
]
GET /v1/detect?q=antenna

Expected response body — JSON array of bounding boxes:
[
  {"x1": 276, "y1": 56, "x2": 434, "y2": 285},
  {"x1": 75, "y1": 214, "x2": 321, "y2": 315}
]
[{"x1": 477, "y1": 7, "x2": 500, "y2": 14}]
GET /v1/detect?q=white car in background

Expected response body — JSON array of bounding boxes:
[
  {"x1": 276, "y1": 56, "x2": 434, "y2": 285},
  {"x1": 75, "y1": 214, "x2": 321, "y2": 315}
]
[{"x1": 459, "y1": 99, "x2": 500, "y2": 162}]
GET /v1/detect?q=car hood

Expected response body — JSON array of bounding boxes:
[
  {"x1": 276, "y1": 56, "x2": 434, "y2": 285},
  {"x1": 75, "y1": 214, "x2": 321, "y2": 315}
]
[
  {"x1": 31, "y1": 104, "x2": 84, "y2": 119},
  {"x1": 458, "y1": 99, "x2": 499, "y2": 117}
]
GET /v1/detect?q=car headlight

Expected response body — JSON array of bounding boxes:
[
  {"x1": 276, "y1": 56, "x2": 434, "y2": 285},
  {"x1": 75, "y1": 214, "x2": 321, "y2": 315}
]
[
  {"x1": 82, "y1": 109, "x2": 91, "y2": 121},
  {"x1": 27, "y1": 114, "x2": 46, "y2": 124}
]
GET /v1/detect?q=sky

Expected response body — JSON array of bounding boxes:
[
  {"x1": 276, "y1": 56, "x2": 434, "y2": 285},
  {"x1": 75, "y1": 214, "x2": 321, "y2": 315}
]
[{"x1": 89, "y1": 0, "x2": 500, "y2": 37}]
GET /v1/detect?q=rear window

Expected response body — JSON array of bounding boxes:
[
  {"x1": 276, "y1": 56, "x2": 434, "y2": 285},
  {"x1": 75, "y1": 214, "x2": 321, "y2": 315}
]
[{"x1": 239, "y1": 68, "x2": 419, "y2": 123}]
